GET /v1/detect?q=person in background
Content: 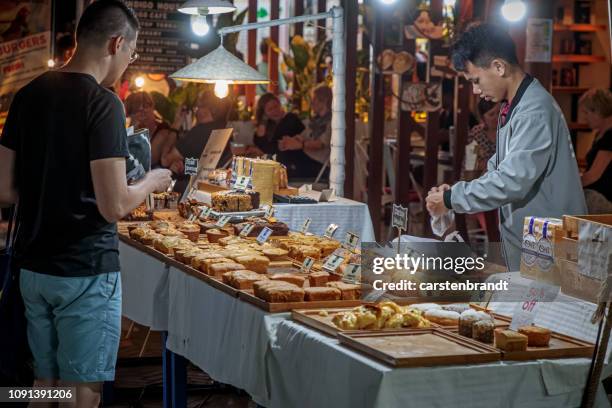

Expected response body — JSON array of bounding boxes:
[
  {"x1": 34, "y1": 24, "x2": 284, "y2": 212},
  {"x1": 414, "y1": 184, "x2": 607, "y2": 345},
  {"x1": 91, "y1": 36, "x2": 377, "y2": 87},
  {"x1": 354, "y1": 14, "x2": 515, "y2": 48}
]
[
  {"x1": 125, "y1": 91, "x2": 177, "y2": 168},
  {"x1": 55, "y1": 33, "x2": 76, "y2": 67},
  {"x1": 256, "y1": 37, "x2": 287, "y2": 96},
  {"x1": 426, "y1": 23, "x2": 586, "y2": 271},
  {"x1": 579, "y1": 88, "x2": 612, "y2": 213},
  {"x1": 278, "y1": 83, "x2": 332, "y2": 180},
  {"x1": 0, "y1": 1, "x2": 171, "y2": 405},
  {"x1": 253, "y1": 93, "x2": 304, "y2": 159},
  {"x1": 465, "y1": 99, "x2": 500, "y2": 174}
]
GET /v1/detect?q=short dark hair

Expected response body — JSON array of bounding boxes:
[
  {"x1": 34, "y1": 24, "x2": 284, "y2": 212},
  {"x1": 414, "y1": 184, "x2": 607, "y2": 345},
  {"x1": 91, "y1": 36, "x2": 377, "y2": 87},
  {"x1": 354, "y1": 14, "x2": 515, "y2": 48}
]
[
  {"x1": 450, "y1": 24, "x2": 518, "y2": 72},
  {"x1": 256, "y1": 93, "x2": 279, "y2": 124},
  {"x1": 76, "y1": 0, "x2": 139, "y2": 44}
]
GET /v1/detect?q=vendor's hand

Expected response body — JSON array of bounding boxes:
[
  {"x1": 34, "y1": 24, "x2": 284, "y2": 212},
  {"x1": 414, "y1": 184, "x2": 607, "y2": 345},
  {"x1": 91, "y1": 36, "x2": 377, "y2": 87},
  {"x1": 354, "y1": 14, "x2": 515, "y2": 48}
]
[
  {"x1": 169, "y1": 159, "x2": 184, "y2": 176},
  {"x1": 428, "y1": 183, "x2": 451, "y2": 195},
  {"x1": 148, "y1": 168, "x2": 173, "y2": 193},
  {"x1": 426, "y1": 191, "x2": 449, "y2": 217}
]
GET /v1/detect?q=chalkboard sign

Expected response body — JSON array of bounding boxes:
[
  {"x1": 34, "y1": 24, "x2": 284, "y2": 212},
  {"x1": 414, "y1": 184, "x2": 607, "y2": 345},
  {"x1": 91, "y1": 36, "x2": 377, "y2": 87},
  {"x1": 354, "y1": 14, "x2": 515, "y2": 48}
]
[{"x1": 125, "y1": 1, "x2": 192, "y2": 74}]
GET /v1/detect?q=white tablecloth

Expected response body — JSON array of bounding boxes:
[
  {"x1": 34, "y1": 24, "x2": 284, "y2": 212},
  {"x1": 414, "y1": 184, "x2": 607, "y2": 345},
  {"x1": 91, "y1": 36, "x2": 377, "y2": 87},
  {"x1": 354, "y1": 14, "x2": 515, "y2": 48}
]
[{"x1": 119, "y1": 241, "x2": 170, "y2": 331}]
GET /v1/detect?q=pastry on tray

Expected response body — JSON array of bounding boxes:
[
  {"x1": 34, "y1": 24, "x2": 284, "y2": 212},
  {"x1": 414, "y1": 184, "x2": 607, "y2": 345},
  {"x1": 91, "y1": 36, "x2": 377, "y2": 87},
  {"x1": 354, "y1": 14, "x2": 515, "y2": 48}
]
[
  {"x1": 211, "y1": 190, "x2": 260, "y2": 212},
  {"x1": 494, "y1": 329, "x2": 528, "y2": 351},
  {"x1": 442, "y1": 303, "x2": 471, "y2": 314},
  {"x1": 208, "y1": 262, "x2": 245, "y2": 278},
  {"x1": 326, "y1": 281, "x2": 361, "y2": 300},
  {"x1": 308, "y1": 271, "x2": 330, "y2": 287},
  {"x1": 269, "y1": 273, "x2": 306, "y2": 287},
  {"x1": 331, "y1": 301, "x2": 430, "y2": 330},
  {"x1": 235, "y1": 255, "x2": 270, "y2": 274},
  {"x1": 191, "y1": 252, "x2": 225, "y2": 270},
  {"x1": 262, "y1": 248, "x2": 289, "y2": 261},
  {"x1": 206, "y1": 228, "x2": 230, "y2": 243},
  {"x1": 177, "y1": 222, "x2": 201, "y2": 242},
  {"x1": 518, "y1": 326, "x2": 552, "y2": 347},
  {"x1": 201, "y1": 257, "x2": 234, "y2": 274},
  {"x1": 423, "y1": 309, "x2": 460, "y2": 326},
  {"x1": 129, "y1": 226, "x2": 150, "y2": 240},
  {"x1": 304, "y1": 287, "x2": 341, "y2": 301},
  {"x1": 458, "y1": 310, "x2": 493, "y2": 337},
  {"x1": 253, "y1": 281, "x2": 305, "y2": 303},
  {"x1": 289, "y1": 245, "x2": 321, "y2": 261},
  {"x1": 473, "y1": 320, "x2": 495, "y2": 344},
  {"x1": 222, "y1": 270, "x2": 269, "y2": 290}
]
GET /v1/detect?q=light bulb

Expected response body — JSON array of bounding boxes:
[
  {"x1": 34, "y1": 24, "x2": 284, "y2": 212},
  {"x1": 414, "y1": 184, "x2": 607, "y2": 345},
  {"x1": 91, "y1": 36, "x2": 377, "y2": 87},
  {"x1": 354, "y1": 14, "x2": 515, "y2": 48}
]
[
  {"x1": 501, "y1": 0, "x2": 526, "y2": 22},
  {"x1": 191, "y1": 15, "x2": 210, "y2": 36},
  {"x1": 444, "y1": 0, "x2": 456, "y2": 6},
  {"x1": 47, "y1": 59, "x2": 55, "y2": 68},
  {"x1": 379, "y1": 0, "x2": 396, "y2": 4},
  {"x1": 214, "y1": 81, "x2": 229, "y2": 98},
  {"x1": 134, "y1": 76, "x2": 145, "y2": 88}
]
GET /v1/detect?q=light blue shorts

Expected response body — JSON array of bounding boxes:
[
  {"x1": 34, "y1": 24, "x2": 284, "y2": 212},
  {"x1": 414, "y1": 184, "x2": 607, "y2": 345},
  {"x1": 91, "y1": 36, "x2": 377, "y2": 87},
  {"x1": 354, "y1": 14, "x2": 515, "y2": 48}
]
[{"x1": 20, "y1": 269, "x2": 122, "y2": 382}]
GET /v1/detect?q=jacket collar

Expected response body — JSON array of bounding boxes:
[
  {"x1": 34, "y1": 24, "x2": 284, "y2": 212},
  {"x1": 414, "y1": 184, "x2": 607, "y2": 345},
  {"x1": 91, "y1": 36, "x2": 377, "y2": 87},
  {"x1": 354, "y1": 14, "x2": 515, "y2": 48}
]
[{"x1": 499, "y1": 73, "x2": 534, "y2": 128}]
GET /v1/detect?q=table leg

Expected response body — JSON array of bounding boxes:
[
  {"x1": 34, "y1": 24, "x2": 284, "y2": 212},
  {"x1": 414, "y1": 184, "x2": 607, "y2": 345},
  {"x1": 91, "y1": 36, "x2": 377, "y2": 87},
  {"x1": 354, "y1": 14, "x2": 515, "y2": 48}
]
[
  {"x1": 162, "y1": 331, "x2": 172, "y2": 408},
  {"x1": 171, "y1": 347, "x2": 187, "y2": 408}
]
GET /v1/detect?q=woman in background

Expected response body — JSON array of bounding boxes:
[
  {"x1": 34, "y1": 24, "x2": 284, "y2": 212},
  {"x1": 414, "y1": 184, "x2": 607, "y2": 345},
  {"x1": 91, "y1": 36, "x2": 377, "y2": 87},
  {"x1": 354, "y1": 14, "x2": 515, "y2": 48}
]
[
  {"x1": 125, "y1": 91, "x2": 177, "y2": 168},
  {"x1": 253, "y1": 93, "x2": 304, "y2": 158},
  {"x1": 465, "y1": 99, "x2": 500, "y2": 174},
  {"x1": 579, "y1": 88, "x2": 612, "y2": 213}
]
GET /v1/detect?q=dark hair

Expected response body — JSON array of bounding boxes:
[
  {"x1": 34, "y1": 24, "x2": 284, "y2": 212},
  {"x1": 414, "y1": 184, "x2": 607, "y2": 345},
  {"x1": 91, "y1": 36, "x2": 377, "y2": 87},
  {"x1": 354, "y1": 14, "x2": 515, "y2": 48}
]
[
  {"x1": 260, "y1": 38, "x2": 270, "y2": 56},
  {"x1": 196, "y1": 90, "x2": 231, "y2": 122},
  {"x1": 450, "y1": 23, "x2": 518, "y2": 72},
  {"x1": 76, "y1": 0, "x2": 139, "y2": 44},
  {"x1": 255, "y1": 93, "x2": 279, "y2": 124},
  {"x1": 125, "y1": 91, "x2": 154, "y2": 117},
  {"x1": 477, "y1": 99, "x2": 498, "y2": 119},
  {"x1": 56, "y1": 33, "x2": 75, "y2": 53}
]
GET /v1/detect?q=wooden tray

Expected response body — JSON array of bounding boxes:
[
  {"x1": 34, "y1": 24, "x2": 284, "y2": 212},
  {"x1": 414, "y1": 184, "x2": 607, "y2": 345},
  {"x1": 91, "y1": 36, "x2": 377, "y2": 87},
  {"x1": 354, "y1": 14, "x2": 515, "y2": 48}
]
[
  {"x1": 238, "y1": 290, "x2": 363, "y2": 313},
  {"x1": 338, "y1": 328, "x2": 501, "y2": 367},
  {"x1": 448, "y1": 327, "x2": 595, "y2": 361}
]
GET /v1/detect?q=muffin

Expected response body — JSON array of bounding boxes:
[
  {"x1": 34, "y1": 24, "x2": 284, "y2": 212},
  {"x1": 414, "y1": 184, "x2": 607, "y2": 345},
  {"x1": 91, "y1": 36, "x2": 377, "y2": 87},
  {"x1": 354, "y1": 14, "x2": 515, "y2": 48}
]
[{"x1": 206, "y1": 228, "x2": 230, "y2": 243}]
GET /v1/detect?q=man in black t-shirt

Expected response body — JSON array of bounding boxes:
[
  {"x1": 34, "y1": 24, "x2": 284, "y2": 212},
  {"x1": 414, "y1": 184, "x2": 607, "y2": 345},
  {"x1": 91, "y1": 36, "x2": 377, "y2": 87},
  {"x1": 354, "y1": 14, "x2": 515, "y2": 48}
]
[{"x1": 0, "y1": 1, "x2": 171, "y2": 405}]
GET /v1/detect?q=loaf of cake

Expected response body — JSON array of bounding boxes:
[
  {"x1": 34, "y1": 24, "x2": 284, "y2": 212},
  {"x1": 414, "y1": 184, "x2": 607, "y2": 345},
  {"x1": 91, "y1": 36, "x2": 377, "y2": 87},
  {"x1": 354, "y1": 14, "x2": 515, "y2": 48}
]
[
  {"x1": 262, "y1": 248, "x2": 289, "y2": 261},
  {"x1": 423, "y1": 309, "x2": 460, "y2": 326},
  {"x1": 518, "y1": 326, "x2": 552, "y2": 347},
  {"x1": 289, "y1": 245, "x2": 321, "y2": 261},
  {"x1": 201, "y1": 257, "x2": 234, "y2": 274},
  {"x1": 494, "y1": 329, "x2": 528, "y2": 351},
  {"x1": 269, "y1": 273, "x2": 306, "y2": 287},
  {"x1": 326, "y1": 282, "x2": 361, "y2": 300},
  {"x1": 233, "y1": 218, "x2": 289, "y2": 237},
  {"x1": 211, "y1": 190, "x2": 260, "y2": 212},
  {"x1": 235, "y1": 255, "x2": 270, "y2": 274},
  {"x1": 473, "y1": 320, "x2": 495, "y2": 343},
  {"x1": 304, "y1": 287, "x2": 342, "y2": 301},
  {"x1": 308, "y1": 271, "x2": 330, "y2": 287},
  {"x1": 253, "y1": 281, "x2": 305, "y2": 303},
  {"x1": 208, "y1": 262, "x2": 246, "y2": 278},
  {"x1": 222, "y1": 270, "x2": 269, "y2": 290}
]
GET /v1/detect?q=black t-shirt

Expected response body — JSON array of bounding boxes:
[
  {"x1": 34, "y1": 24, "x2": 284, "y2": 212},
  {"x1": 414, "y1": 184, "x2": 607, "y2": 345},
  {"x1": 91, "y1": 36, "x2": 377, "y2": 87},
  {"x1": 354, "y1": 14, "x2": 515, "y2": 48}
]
[
  {"x1": 585, "y1": 130, "x2": 612, "y2": 201},
  {"x1": 253, "y1": 113, "x2": 305, "y2": 156},
  {"x1": 0, "y1": 71, "x2": 129, "y2": 277}
]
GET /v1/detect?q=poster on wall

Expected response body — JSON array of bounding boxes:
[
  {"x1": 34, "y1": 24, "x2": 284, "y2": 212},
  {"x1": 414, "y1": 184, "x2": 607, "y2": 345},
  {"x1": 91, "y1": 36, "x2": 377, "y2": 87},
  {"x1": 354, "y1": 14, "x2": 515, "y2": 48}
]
[
  {"x1": 525, "y1": 18, "x2": 553, "y2": 63},
  {"x1": 0, "y1": 0, "x2": 51, "y2": 131},
  {"x1": 401, "y1": 82, "x2": 442, "y2": 112}
]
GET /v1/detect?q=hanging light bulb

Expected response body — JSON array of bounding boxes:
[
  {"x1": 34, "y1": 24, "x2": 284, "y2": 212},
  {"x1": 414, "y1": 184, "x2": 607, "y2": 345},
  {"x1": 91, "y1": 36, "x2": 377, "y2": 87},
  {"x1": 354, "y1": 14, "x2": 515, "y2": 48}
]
[
  {"x1": 47, "y1": 59, "x2": 55, "y2": 68},
  {"x1": 191, "y1": 15, "x2": 210, "y2": 36},
  {"x1": 134, "y1": 76, "x2": 145, "y2": 88},
  {"x1": 444, "y1": 0, "x2": 456, "y2": 6},
  {"x1": 501, "y1": 0, "x2": 527, "y2": 22},
  {"x1": 379, "y1": 0, "x2": 397, "y2": 4},
  {"x1": 214, "y1": 80, "x2": 229, "y2": 98}
]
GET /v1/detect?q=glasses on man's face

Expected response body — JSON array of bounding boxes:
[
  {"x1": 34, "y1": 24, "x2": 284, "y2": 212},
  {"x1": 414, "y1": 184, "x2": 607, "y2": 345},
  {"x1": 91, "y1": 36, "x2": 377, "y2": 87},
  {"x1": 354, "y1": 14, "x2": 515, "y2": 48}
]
[{"x1": 127, "y1": 44, "x2": 139, "y2": 64}]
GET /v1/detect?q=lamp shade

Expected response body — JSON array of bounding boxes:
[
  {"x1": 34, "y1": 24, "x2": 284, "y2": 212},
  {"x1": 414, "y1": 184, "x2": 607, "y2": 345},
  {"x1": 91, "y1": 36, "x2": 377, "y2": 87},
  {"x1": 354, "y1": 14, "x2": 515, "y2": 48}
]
[
  {"x1": 170, "y1": 45, "x2": 269, "y2": 84},
  {"x1": 178, "y1": 0, "x2": 237, "y2": 15}
]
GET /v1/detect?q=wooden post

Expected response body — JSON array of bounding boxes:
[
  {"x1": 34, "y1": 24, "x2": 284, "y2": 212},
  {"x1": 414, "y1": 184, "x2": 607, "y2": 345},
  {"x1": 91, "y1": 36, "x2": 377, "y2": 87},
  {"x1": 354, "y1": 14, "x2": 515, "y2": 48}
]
[
  {"x1": 367, "y1": 3, "x2": 386, "y2": 240},
  {"x1": 294, "y1": 0, "x2": 304, "y2": 36},
  {"x1": 269, "y1": 0, "x2": 280, "y2": 94},
  {"x1": 317, "y1": 0, "x2": 328, "y2": 83},
  {"x1": 246, "y1": 0, "x2": 258, "y2": 108},
  {"x1": 343, "y1": 0, "x2": 357, "y2": 200}
]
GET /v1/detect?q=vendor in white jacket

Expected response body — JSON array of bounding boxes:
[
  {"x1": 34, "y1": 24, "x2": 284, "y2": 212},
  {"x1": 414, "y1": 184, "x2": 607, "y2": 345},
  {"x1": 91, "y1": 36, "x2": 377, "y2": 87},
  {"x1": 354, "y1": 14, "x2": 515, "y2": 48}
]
[{"x1": 426, "y1": 24, "x2": 586, "y2": 271}]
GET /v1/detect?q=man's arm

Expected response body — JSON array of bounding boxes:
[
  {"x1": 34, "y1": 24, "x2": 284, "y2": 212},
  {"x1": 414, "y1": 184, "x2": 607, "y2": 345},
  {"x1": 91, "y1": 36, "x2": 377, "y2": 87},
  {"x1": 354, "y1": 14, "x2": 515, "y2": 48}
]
[
  {"x1": 448, "y1": 113, "x2": 553, "y2": 213},
  {"x1": 0, "y1": 145, "x2": 18, "y2": 207},
  {"x1": 91, "y1": 158, "x2": 171, "y2": 223}
]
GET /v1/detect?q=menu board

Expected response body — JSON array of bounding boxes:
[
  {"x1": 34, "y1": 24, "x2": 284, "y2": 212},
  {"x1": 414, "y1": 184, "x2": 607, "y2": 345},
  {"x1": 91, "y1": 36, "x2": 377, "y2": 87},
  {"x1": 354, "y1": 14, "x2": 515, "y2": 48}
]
[{"x1": 124, "y1": 0, "x2": 192, "y2": 74}]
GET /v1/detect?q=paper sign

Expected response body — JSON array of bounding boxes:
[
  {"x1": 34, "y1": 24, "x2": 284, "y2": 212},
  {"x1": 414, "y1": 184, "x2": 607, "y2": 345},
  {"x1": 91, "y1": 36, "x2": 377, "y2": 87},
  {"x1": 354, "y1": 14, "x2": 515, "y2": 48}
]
[
  {"x1": 256, "y1": 227, "x2": 273, "y2": 244},
  {"x1": 324, "y1": 224, "x2": 339, "y2": 239},
  {"x1": 577, "y1": 220, "x2": 612, "y2": 281},
  {"x1": 319, "y1": 189, "x2": 334, "y2": 202},
  {"x1": 300, "y1": 219, "x2": 312, "y2": 234},
  {"x1": 184, "y1": 157, "x2": 199, "y2": 176},
  {"x1": 301, "y1": 257, "x2": 315, "y2": 273},
  {"x1": 525, "y1": 18, "x2": 553, "y2": 63},
  {"x1": 198, "y1": 206, "x2": 212, "y2": 219},
  {"x1": 188, "y1": 213, "x2": 197, "y2": 222},
  {"x1": 510, "y1": 281, "x2": 559, "y2": 330},
  {"x1": 343, "y1": 264, "x2": 361, "y2": 283},
  {"x1": 323, "y1": 254, "x2": 345, "y2": 272},
  {"x1": 215, "y1": 215, "x2": 231, "y2": 228},
  {"x1": 239, "y1": 223, "x2": 255, "y2": 237},
  {"x1": 198, "y1": 128, "x2": 233, "y2": 172},
  {"x1": 233, "y1": 176, "x2": 251, "y2": 191},
  {"x1": 265, "y1": 206, "x2": 275, "y2": 219},
  {"x1": 392, "y1": 204, "x2": 408, "y2": 231},
  {"x1": 343, "y1": 232, "x2": 360, "y2": 251}
]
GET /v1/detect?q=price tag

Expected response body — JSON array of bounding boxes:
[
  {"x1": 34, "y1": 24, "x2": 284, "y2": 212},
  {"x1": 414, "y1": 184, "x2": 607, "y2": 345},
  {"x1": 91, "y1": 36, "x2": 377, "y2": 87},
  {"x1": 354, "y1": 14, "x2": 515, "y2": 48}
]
[
  {"x1": 233, "y1": 175, "x2": 251, "y2": 191},
  {"x1": 300, "y1": 218, "x2": 311, "y2": 234},
  {"x1": 343, "y1": 263, "x2": 361, "y2": 283},
  {"x1": 215, "y1": 215, "x2": 231, "y2": 228},
  {"x1": 265, "y1": 205, "x2": 275, "y2": 219},
  {"x1": 184, "y1": 157, "x2": 199, "y2": 176},
  {"x1": 198, "y1": 206, "x2": 212, "y2": 219},
  {"x1": 392, "y1": 204, "x2": 408, "y2": 232},
  {"x1": 188, "y1": 213, "x2": 197, "y2": 222},
  {"x1": 300, "y1": 257, "x2": 315, "y2": 273},
  {"x1": 342, "y1": 232, "x2": 360, "y2": 251},
  {"x1": 322, "y1": 253, "x2": 345, "y2": 272},
  {"x1": 324, "y1": 224, "x2": 339, "y2": 239},
  {"x1": 509, "y1": 281, "x2": 559, "y2": 330},
  {"x1": 256, "y1": 227, "x2": 273, "y2": 244},
  {"x1": 239, "y1": 223, "x2": 255, "y2": 237}
]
